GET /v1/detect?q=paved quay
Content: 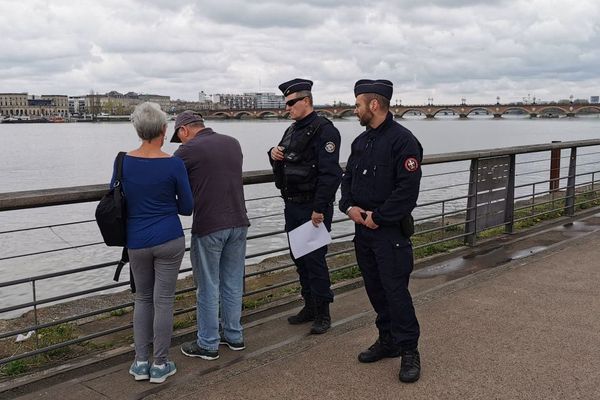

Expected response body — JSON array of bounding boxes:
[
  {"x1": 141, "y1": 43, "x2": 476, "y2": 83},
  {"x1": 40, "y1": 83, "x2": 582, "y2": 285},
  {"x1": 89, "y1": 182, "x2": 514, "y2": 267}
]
[{"x1": 5, "y1": 214, "x2": 600, "y2": 400}]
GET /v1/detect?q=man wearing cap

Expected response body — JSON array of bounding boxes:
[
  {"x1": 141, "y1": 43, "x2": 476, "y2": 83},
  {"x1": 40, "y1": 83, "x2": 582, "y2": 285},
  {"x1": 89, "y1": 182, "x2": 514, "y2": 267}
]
[
  {"x1": 172, "y1": 111, "x2": 250, "y2": 361},
  {"x1": 269, "y1": 78, "x2": 342, "y2": 335},
  {"x1": 339, "y1": 80, "x2": 423, "y2": 383}
]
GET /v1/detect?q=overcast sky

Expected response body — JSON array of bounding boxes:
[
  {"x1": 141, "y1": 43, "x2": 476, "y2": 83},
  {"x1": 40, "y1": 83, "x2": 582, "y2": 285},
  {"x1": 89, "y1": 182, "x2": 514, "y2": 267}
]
[{"x1": 1, "y1": 0, "x2": 598, "y2": 105}]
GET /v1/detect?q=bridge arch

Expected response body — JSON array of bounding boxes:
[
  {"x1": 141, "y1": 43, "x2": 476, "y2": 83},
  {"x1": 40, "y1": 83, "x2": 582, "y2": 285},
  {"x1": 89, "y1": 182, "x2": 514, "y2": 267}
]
[
  {"x1": 398, "y1": 109, "x2": 426, "y2": 118},
  {"x1": 501, "y1": 107, "x2": 530, "y2": 116},
  {"x1": 316, "y1": 110, "x2": 334, "y2": 118},
  {"x1": 465, "y1": 107, "x2": 493, "y2": 117},
  {"x1": 233, "y1": 111, "x2": 254, "y2": 119},
  {"x1": 338, "y1": 109, "x2": 355, "y2": 118},
  {"x1": 535, "y1": 106, "x2": 569, "y2": 118},
  {"x1": 257, "y1": 110, "x2": 280, "y2": 119},
  {"x1": 575, "y1": 106, "x2": 600, "y2": 115},
  {"x1": 431, "y1": 108, "x2": 460, "y2": 117},
  {"x1": 212, "y1": 111, "x2": 231, "y2": 119}
]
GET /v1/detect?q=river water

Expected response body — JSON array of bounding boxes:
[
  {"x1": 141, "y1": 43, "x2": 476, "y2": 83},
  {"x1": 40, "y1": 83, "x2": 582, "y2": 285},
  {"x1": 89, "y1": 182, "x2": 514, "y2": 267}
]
[{"x1": 1, "y1": 115, "x2": 599, "y2": 316}]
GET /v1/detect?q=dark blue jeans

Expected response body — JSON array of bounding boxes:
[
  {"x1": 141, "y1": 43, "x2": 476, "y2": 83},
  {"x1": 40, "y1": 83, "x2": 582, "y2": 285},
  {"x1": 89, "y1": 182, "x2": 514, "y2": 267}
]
[
  {"x1": 284, "y1": 202, "x2": 334, "y2": 303},
  {"x1": 354, "y1": 224, "x2": 420, "y2": 350}
]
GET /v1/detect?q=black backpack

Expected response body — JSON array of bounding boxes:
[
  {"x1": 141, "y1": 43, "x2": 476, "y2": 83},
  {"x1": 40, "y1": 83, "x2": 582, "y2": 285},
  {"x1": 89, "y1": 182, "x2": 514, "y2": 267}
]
[{"x1": 95, "y1": 152, "x2": 134, "y2": 291}]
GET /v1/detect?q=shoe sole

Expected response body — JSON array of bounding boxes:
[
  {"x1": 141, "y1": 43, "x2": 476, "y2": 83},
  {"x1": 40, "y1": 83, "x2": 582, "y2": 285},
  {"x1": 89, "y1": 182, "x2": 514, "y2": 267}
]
[
  {"x1": 180, "y1": 347, "x2": 219, "y2": 360},
  {"x1": 399, "y1": 373, "x2": 420, "y2": 383},
  {"x1": 287, "y1": 319, "x2": 314, "y2": 325},
  {"x1": 129, "y1": 371, "x2": 149, "y2": 381},
  {"x1": 219, "y1": 340, "x2": 245, "y2": 351},
  {"x1": 358, "y1": 352, "x2": 402, "y2": 363},
  {"x1": 309, "y1": 327, "x2": 330, "y2": 335},
  {"x1": 149, "y1": 367, "x2": 177, "y2": 384}
]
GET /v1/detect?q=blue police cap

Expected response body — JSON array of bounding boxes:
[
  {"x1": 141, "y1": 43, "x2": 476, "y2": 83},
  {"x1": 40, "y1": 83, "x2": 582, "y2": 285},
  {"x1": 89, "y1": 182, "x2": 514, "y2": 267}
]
[
  {"x1": 354, "y1": 79, "x2": 393, "y2": 100},
  {"x1": 279, "y1": 78, "x2": 313, "y2": 96}
]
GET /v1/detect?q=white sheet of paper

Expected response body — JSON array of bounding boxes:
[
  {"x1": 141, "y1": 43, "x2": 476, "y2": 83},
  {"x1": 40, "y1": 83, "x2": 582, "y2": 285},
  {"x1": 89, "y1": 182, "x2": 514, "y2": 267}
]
[{"x1": 288, "y1": 220, "x2": 332, "y2": 259}]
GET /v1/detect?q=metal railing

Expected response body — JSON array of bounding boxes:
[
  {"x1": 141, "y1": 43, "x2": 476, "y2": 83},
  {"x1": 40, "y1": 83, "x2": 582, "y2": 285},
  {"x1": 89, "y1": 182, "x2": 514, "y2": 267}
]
[{"x1": 2, "y1": 139, "x2": 600, "y2": 366}]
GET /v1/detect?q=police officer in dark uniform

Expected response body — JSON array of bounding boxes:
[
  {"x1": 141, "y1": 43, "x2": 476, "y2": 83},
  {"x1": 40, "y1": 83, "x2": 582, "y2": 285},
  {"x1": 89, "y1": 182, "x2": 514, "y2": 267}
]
[
  {"x1": 339, "y1": 79, "x2": 423, "y2": 383},
  {"x1": 269, "y1": 78, "x2": 342, "y2": 335}
]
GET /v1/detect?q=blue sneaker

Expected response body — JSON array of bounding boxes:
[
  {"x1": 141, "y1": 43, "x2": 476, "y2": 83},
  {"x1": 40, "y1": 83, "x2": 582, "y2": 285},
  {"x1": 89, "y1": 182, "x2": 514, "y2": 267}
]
[
  {"x1": 149, "y1": 361, "x2": 177, "y2": 384},
  {"x1": 129, "y1": 360, "x2": 150, "y2": 381}
]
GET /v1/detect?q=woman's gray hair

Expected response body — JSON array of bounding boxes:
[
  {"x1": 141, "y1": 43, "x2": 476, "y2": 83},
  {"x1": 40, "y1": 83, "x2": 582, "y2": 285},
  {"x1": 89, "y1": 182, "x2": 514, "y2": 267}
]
[{"x1": 131, "y1": 102, "x2": 168, "y2": 141}]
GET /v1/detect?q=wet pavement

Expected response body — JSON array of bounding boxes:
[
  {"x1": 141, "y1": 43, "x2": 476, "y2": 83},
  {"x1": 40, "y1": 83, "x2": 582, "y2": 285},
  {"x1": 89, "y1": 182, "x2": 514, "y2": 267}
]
[{"x1": 3, "y1": 213, "x2": 600, "y2": 399}]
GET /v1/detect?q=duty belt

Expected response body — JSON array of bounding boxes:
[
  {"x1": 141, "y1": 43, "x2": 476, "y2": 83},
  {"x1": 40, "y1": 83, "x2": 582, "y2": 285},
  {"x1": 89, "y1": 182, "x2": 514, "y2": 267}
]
[{"x1": 283, "y1": 193, "x2": 314, "y2": 203}]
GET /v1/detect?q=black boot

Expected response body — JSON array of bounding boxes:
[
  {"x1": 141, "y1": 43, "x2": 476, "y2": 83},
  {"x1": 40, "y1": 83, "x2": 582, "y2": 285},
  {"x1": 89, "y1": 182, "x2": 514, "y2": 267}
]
[
  {"x1": 358, "y1": 335, "x2": 402, "y2": 363},
  {"x1": 399, "y1": 349, "x2": 421, "y2": 383},
  {"x1": 287, "y1": 295, "x2": 315, "y2": 325},
  {"x1": 310, "y1": 300, "x2": 331, "y2": 334}
]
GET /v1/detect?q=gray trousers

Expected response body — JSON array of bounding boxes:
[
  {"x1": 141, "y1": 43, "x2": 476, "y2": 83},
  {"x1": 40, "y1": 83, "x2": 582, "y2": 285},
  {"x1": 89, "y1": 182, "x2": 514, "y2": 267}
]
[{"x1": 128, "y1": 236, "x2": 185, "y2": 364}]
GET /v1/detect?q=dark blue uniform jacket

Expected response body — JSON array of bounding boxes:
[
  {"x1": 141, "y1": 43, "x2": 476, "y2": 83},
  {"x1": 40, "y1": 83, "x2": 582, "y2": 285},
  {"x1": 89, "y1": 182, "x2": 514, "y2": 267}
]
[{"x1": 339, "y1": 112, "x2": 423, "y2": 226}]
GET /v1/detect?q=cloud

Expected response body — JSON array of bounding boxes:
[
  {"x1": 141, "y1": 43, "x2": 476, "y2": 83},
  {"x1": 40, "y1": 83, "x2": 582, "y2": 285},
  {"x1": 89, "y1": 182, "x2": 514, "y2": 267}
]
[{"x1": 0, "y1": 0, "x2": 598, "y2": 103}]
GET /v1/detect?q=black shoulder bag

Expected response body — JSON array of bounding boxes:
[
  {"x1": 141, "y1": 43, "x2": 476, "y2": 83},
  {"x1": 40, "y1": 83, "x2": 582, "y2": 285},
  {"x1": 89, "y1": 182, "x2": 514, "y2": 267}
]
[{"x1": 95, "y1": 152, "x2": 135, "y2": 292}]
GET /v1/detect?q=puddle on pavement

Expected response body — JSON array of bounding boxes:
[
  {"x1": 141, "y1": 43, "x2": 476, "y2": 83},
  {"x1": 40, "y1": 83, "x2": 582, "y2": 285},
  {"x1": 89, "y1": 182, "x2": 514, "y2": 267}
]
[{"x1": 413, "y1": 219, "x2": 600, "y2": 281}]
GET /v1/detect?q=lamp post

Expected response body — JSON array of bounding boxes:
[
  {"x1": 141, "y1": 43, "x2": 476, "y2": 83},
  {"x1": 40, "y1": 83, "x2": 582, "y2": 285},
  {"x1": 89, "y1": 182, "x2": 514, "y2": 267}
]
[
  {"x1": 461, "y1": 97, "x2": 466, "y2": 106},
  {"x1": 496, "y1": 96, "x2": 500, "y2": 105},
  {"x1": 569, "y1": 94, "x2": 574, "y2": 104}
]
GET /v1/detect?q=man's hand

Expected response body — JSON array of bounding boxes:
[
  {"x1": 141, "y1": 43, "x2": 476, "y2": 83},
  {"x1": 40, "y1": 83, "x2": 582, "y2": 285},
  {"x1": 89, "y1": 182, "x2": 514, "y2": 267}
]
[
  {"x1": 311, "y1": 211, "x2": 324, "y2": 227},
  {"x1": 347, "y1": 206, "x2": 366, "y2": 225},
  {"x1": 270, "y1": 146, "x2": 285, "y2": 161},
  {"x1": 364, "y1": 211, "x2": 379, "y2": 229}
]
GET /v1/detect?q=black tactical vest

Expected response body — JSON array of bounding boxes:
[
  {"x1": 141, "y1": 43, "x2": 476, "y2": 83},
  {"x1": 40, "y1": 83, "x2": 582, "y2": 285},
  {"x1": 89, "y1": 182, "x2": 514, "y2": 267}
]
[{"x1": 273, "y1": 116, "x2": 332, "y2": 196}]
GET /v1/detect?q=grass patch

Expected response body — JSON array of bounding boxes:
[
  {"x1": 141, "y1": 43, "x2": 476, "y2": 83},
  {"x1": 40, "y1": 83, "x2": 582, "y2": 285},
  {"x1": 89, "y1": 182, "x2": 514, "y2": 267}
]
[
  {"x1": 109, "y1": 307, "x2": 131, "y2": 317},
  {"x1": 0, "y1": 360, "x2": 28, "y2": 376},
  {"x1": 330, "y1": 265, "x2": 361, "y2": 284},
  {"x1": 173, "y1": 314, "x2": 196, "y2": 330}
]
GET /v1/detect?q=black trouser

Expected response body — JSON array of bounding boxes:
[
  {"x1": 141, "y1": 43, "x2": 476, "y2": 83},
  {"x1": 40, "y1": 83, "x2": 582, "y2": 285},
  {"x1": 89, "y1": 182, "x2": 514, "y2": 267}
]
[
  {"x1": 354, "y1": 224, "x2": 420, "y2": 349},
  {"x1": 284, "y1": 201, "x2": 334, "y2": 303}
]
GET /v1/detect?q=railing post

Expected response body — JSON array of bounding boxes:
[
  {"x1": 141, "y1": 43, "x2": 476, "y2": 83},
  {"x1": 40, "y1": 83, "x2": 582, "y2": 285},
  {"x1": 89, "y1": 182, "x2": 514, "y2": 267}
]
[
  {"x1": 504, "y1": 154, "x2": 516, "y2": 233},
  {"x1": 32, "y1": 280, "x2": 40, "y2": 349},
  {"x1": 564, "y1": 147, "x2": 577, "y2": 216},
  {"x1": 465, "y1": 158, "x2": 479, "y2": 246},
  {"x1": 549, "y1": 141, "x2": 561, "y2": 193}
]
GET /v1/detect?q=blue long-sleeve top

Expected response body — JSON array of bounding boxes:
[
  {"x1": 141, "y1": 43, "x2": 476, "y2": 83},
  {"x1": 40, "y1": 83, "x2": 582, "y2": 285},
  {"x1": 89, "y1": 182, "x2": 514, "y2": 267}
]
[{"x1": 110, "y1": 155, "x2": 194, "y2": 249}]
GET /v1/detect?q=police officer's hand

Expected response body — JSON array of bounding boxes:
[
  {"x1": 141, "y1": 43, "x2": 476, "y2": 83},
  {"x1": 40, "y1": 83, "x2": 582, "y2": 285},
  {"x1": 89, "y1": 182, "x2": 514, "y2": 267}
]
[
  {"x1": 270, "y1": 146, "x2": 285, "y2": 161},
  {"x1": 364, "y1": 211, "x2": 379, "y2": 229},
  {"x1": 347, "y1": 206, "x2": 366, "y2": 225},
  {"x1": 311, "y1": 211, "x2": 324, "y2": 227}
]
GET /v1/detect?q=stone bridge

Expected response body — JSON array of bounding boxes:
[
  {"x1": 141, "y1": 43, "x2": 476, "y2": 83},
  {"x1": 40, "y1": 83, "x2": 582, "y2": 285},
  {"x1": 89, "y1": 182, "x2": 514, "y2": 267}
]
[{"x1": 200, "y1": 102, "x2": 600, "y2": 119}]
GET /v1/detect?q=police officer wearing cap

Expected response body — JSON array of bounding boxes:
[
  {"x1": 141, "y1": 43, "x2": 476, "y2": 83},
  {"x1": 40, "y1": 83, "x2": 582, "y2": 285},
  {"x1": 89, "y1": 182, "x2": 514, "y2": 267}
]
[
  {"x1": 269, "y1": 78, "x2": 342, "y2": 335},
  {"x1": 339, "y1": 79, "x2": 423, "y2": 383}
]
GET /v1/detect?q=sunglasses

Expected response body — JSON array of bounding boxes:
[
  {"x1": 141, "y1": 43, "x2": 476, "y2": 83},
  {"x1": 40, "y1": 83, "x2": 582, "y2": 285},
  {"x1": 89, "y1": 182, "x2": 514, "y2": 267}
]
[{"x1": 285, "y1": 96, "x2": 308, "y2": 107}]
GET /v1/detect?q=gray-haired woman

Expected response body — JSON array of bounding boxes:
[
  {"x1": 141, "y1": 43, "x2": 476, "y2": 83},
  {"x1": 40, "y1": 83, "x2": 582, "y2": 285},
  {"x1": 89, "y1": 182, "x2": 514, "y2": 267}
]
[{"x1": 109, "y1": 102, "x2": 193, "y2": 383}]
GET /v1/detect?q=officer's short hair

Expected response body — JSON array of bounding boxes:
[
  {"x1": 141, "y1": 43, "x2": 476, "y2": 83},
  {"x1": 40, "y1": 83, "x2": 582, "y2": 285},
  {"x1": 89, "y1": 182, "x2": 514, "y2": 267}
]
[
  {"x1": 363, "y1": 93, "x2": 390, "y2": 110},
  {"x1": 294, "y1": 90, "x2": 313, "y2": 106}
]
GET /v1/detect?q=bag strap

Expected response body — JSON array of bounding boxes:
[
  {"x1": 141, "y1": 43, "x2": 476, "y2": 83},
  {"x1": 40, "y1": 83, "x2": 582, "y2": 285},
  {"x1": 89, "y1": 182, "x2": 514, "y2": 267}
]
[
  {"x1": 112, "y1": 152, "x2": 134, "y2": 291},
  {"x1": 114, "y1": 151, "x2": 126, "y2": 185}
]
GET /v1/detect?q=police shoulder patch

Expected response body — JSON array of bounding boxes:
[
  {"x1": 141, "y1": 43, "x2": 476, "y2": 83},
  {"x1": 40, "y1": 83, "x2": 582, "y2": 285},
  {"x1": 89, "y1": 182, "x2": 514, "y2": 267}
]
[
  {"x1": 404, "y1": 157, "x2": 419, "y2": 172},
  {"x1": 325, "y1": 142, "x2": 336, "y2": 153}
]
